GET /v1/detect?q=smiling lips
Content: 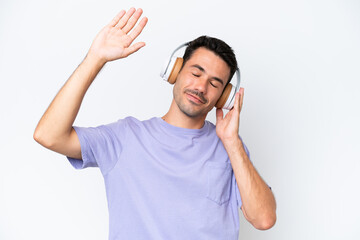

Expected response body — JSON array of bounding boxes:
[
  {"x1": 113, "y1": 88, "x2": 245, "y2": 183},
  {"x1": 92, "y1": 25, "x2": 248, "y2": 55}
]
[{"x1": 185, "y1": 89, "x2": 207, "y2": 104}]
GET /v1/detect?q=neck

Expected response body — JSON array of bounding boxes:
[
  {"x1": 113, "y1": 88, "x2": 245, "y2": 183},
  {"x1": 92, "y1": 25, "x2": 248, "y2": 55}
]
[{"x1": 162, "y1": 99, "x2": 207, "y2": 129}]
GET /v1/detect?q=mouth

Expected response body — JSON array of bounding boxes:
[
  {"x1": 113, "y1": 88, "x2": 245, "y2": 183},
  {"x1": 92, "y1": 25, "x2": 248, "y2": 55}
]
[{"x1": 185, "y1": 92, "x2": 206, "y2": 104}]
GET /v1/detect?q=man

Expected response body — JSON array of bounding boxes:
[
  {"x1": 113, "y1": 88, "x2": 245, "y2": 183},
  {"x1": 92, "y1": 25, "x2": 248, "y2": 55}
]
[{"x1": 34, "y1": 7, "x2": 276, "y2": 239}]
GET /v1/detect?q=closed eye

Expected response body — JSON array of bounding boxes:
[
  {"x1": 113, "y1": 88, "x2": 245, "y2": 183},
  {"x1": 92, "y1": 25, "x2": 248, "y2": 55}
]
[
  {"x1": 192, "y1": 73, "x2": 200, "y2": 77},
  {"x1": 192, "y1": 73, "x2": 218, "y2": 88},
  {"x1": 209, "y1": 81, "x2": 218, "y2": 88}
]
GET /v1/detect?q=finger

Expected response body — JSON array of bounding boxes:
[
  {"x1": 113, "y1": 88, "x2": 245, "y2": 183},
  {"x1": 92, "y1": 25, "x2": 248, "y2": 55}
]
[
  {"x1": 129, "y1": 17, "x2": 148, "y2": 40},
  {"x1": 108, "y1": 10, "x2": 126, "y2": 27},
  {"x1": 239, "y1": 88, "x2": 244, "y2": 112},
  {"x1": 116, "y1": 7, "x2": 136, "y2": 29},
  {"x1": 122, "y1": 42, "x2": 146, "y2": 57},
  {"x1": 233, "y1": 91, "x2": 240, "y2": 113},
  {"x1": 122, "y1": 8, "x2": 143, "y2": 34},
  {"x1": 216, "y1": 108, "x2": 224, "y2": 123}
]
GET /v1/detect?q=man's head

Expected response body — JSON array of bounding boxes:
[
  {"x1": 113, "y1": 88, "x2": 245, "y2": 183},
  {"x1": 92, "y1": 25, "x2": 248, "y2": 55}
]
[
  {"x1": 182, "y1": 36, "x2": 238, "y2": 86},
  {"x1": 172, "y1": 36, "x2": 238, "y2": 119}
]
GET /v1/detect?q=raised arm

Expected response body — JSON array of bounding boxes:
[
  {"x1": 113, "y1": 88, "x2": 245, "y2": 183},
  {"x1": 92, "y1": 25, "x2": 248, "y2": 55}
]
[
  {"x1": 216, "y1": 89, "x2": 277, "y2": 230},
  {"x1": 33, "y1": 8, "x2": 148, "y2": 159}
]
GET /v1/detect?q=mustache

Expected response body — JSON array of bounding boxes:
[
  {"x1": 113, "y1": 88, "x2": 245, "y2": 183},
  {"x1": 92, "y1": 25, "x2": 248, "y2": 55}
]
[{"x1": 184, "y1": 89, "x2": 208, "y2": 104}]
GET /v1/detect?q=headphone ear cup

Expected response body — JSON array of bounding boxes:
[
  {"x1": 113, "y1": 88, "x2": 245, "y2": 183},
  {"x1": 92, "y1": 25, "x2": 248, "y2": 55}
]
[
  {"x1": 168, "y1": 58, "x2": 183, "y2": 84},
  {"x1": 215, "y1": 83, "x2": 234, "y2": 109}
]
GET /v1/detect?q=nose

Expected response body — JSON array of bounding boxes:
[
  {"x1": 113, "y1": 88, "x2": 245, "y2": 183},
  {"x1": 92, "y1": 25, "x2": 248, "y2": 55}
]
[{"x1": 193, "y1": 75, "x2": 208, "y2": 94}]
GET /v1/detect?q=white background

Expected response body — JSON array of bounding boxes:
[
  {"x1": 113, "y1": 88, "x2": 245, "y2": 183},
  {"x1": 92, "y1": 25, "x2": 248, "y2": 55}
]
[{"x1": 1, "y1": 0, "x2": 359, "y2": 239}]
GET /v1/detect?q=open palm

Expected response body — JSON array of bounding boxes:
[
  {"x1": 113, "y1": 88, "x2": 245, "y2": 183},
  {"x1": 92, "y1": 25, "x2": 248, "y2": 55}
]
[{"x1": 88, "y1": 8, "x2": 148, "y2": 64}]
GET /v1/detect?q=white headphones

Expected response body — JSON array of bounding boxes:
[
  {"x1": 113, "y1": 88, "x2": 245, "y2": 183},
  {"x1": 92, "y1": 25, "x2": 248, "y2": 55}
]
[{"x1": 160, "y1": 42, "x2": 241, "y2": 110}]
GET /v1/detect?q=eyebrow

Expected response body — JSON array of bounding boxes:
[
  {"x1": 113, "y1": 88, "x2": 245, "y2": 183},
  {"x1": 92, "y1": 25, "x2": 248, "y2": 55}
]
[{"x1": 190, "y1": 64, "x2": 224, "y2": 85}]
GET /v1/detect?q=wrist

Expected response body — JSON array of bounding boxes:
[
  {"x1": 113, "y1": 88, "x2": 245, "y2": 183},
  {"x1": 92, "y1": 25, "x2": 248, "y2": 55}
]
[
  {"x1": 85, "y1": 51, "x2": 107, "y2": 67},
  {"x1": 221, "y1": 135, "x2": 242, "y2": 150},
  {"x1": 222, "y1": 136, "x2": 248, "y2": 161}
]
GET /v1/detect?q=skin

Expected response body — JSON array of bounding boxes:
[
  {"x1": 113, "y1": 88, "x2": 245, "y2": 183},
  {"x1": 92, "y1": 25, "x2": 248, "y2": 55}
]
[
  {"x1": 162, "y1": 47, "x2": 230, "y2": 129},
  {"x1": 34, "y1": 7, "x2": 276, "y2": 231}
]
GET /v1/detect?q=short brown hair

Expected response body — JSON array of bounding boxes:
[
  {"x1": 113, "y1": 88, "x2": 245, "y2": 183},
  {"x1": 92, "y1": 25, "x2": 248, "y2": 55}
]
[{"x1": 182, "y1": 36, "x2": 238, "y2": 85}]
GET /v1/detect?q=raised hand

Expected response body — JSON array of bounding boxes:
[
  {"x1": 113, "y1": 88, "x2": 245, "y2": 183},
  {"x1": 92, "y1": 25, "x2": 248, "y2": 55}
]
[
  {"x1": 216, "y1": 88, "x2": 245, "y2": 145},
  {"x1": 87, "y1": 8, "x2": 148, "y2": 64}
]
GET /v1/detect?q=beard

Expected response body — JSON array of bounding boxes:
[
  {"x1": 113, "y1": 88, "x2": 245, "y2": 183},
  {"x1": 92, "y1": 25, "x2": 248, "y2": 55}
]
[{"x1": 173, "y1": 84, "x2": 212, "y2": 118}]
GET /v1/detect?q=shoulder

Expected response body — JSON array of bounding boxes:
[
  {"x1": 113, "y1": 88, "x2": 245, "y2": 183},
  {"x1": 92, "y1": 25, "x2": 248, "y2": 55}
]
[
  {"x1": 116, "y1": 116, "x2": 159, "y2": 132},
  {"x1": 100, "y1": 116, "x2": 139, "y2": 134},
  {"x1": 109, "y1": 116, "x2": 145, "y2": 127},
  {"x1": 205, "y1": 120, "x2": 216, "y2": 131},
  {"x1": 119, "y1": 116, "x2": 156, "y2": 124}
]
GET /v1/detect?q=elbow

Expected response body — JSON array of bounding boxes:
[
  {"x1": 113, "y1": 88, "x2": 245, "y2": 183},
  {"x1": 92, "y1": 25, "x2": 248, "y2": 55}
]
[
  {"x1": 33, "y1": 129, "x2": 45, "y2": 146},
  {"x1": 254, "y1": 213, "x2": 277, "y2": 230},
  {"x1": 33, "y1": 128, "x2": 41, "y2": 142},
  {"x1": 33, "y1": 128, "x2": 42, "y2": 144},
  {"x1": 33, "y1": 128, "x2": 54, "y2": 149}
]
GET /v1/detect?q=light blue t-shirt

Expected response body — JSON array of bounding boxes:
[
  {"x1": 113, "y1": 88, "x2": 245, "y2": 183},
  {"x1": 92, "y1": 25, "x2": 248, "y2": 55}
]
[{"x1": 67, "y1": 116, "x2": 251, "y2": 240}]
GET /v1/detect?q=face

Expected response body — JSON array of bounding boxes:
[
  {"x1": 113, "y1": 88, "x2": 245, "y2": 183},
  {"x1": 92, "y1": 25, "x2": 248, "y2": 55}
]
[{"x1": 173, "y1": 47, "x2": 231, "y2": 118}]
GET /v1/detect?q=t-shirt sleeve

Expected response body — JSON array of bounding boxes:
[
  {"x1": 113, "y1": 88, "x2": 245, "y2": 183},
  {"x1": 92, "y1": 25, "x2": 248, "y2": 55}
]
[{"x1": 66, "y1": 119, "x2": 127, "y2": 175}]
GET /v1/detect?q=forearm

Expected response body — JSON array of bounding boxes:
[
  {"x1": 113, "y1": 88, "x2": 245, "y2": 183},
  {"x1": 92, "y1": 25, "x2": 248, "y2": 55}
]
[
  {"x1": 34, "y1": 54, "x2": 105, "y2": 146},
  {"x1": 223, "y1": 137, "x2": 276, "y2": 229}
]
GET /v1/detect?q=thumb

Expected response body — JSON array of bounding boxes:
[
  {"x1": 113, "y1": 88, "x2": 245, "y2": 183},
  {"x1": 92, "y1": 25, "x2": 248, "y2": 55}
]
[{"x1": 122, "y1": 42, "x2": 146, "y2": 58}]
